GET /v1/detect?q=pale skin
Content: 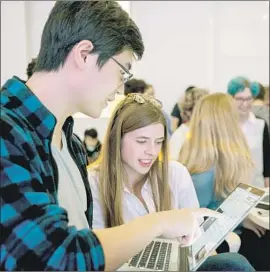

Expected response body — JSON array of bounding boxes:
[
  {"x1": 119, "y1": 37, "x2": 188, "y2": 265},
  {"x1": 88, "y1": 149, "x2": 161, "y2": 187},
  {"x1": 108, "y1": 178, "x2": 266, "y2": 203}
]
[{"x1": 27, "y1": 40, "x2": 220, "y2": 271}]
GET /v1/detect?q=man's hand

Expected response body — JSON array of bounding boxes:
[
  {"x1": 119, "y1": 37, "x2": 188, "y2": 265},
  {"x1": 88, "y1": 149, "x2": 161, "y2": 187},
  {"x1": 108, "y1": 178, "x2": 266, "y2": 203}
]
[{"x1": 158, "y1": 208, "x2": 220, "y2": 244}]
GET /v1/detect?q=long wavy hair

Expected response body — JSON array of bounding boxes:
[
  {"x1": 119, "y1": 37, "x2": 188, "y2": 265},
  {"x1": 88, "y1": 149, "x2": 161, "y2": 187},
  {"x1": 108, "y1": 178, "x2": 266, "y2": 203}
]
[{"x1": 179, "y1": 93, "x2": 254, "y2": 198}]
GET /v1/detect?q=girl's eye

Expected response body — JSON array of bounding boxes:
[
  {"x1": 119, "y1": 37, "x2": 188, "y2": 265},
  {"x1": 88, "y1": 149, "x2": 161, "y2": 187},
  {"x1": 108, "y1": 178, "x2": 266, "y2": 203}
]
[{"x1": 136, "y1": 140, "x2": 146, "y2": 144}]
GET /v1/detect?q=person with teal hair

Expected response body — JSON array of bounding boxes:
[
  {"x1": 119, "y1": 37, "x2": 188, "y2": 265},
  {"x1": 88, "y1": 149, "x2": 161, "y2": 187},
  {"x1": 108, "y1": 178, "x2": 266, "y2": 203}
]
[
  {"x1": 227, "y1": 76, "x2": 269, "y2": 188},
  {"x1": 227, "y1": 75, "x2": 270, "y2": 271},
  {"x1": 227, "y1": 76, "x2": 260, "y2": 97}
]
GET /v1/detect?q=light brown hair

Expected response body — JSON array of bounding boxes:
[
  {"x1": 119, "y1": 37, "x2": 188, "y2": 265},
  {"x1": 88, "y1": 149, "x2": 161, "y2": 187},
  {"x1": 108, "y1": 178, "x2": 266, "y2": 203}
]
[{"x1": 91, "y1": 94, "x2": 172, "y2": 227}]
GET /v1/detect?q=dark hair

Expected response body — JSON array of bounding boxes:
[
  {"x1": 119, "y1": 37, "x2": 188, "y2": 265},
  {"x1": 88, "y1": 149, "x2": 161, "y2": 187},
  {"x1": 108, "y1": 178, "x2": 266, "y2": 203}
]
[
  {"x1": 124, "y1": 78, "x2": 148, "y2": 95},
  {"x1": 35, "y1": 1, "x2": 144, "y2": 72},
  {"x1": 185, "y1": 85, "x2": 196, "y2": 93},
  {"x1": 250, "y1": 82, "x2": 265, "y2": 100},
  {"x1": 84, "y1": 128, "x2": 98, "y2": 139},
  {"x1": 26, "y1": 58, "x2": 37, "y2": 78}
]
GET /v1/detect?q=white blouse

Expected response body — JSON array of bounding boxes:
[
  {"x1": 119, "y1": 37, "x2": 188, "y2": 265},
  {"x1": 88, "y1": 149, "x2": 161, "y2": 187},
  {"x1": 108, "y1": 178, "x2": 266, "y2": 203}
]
[
  {"x1": 88, "y1": 161, "x2": 200, "y2": 229},
  {"x1": 241, "y1": 113, "x2": 265, "y2": 187}
]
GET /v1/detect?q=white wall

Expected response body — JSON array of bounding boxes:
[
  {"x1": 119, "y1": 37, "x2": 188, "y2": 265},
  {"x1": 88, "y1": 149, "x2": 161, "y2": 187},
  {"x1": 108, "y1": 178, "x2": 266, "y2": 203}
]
[
  {"x1": 1, "y1": 1, "x2": 269, "y2": 140},
  {"x1": 1, "y1": 1, "x2": 28, "y2": 84},
  {"x1": 24, "y1": 1, "x2": 56, "y2": 60},
  {"x1": 131, "y1": 1, "x2": 269, "y2": 113}
]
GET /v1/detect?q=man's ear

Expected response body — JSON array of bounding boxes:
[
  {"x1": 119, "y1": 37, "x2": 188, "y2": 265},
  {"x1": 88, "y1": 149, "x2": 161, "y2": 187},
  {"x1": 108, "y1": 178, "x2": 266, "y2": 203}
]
[{"x1": 72, "y1": 40, "x2": 95, "y2": 70}]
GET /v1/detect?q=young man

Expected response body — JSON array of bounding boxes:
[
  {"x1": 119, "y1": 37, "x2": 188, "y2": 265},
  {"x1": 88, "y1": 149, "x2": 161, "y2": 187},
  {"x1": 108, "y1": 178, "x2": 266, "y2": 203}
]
[{"x1": 1, "y1": 1, "x2": 218, "y2": 271}]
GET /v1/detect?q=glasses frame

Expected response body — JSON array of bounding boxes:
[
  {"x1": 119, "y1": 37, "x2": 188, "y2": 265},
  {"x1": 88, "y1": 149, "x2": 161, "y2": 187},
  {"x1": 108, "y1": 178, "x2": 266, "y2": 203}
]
[
  {"x1": 234, "y1": 97, "x2": 254, "y2": 104},
  {"x1": 112, "y1": 57, "x2": 133, "y2": 84}
]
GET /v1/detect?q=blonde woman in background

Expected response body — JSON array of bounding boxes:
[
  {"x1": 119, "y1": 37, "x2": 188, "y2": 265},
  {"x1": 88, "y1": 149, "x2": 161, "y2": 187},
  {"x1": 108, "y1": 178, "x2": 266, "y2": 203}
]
[
  {"x1": 179, "y1": 93, "x2": 269, "y2": 271},
  {"x1": 169, "y1": 87, "x2": 209, "y2": 160},
  {"x1": 88, "y1": 93, "x2": 254, "y2": 271}
]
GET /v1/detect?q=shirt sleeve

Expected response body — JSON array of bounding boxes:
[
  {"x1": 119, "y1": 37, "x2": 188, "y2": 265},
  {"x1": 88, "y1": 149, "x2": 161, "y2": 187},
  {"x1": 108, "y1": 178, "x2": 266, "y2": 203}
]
[
  {"x1": 262, "y1": 121, "x2": 270, "y2": 177},
  {"x1": 0, "y1": 131, "x2": 105, "y2": 271},
  {"x1": 88, "y1": 170, "x2": 106, "y2": 229}
]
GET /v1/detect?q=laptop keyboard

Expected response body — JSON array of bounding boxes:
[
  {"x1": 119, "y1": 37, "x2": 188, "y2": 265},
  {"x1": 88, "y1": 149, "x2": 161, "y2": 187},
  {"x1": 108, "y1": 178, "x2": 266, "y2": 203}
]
[{"x1": 128, "y1": 241, "x2": 172, "y2": 270}]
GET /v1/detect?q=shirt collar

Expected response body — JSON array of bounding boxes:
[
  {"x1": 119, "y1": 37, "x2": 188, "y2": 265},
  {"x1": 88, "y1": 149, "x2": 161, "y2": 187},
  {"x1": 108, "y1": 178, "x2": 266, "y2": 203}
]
[
  {"x1": 2, "y1": 76, "x2": 75, "y2": 141},
  {"x1": 123, "y1": 179, "x2": 150, "y2": 195},
  {"x1": 246, "y1": 112, "x2": 256, "y2": 124},
  {"x1": 2, "y1": 76, "x2": 57, "y2": 139}
]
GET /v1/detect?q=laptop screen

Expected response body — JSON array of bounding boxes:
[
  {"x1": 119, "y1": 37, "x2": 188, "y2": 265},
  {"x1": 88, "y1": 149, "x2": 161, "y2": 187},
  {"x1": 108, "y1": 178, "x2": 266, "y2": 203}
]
[{"x1": 188, "y1": 183, "x2": 265, "y2": 271}]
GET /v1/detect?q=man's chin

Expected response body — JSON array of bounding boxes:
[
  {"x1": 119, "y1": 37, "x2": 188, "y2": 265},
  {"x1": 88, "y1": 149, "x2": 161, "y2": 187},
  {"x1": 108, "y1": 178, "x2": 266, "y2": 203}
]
[{"x1": 80, "y1": 109, "x2": 102, "y2": 119}]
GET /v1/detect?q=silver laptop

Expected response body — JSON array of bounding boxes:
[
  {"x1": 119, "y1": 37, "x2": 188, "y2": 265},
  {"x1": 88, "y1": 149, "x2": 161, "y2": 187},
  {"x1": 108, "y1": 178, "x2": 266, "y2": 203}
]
[
  {"x1": 118, "y1": 183, "x2": 265, "y2": 271},
  {"x1": 118, "y1": 238, "x2": 189, "y2": 271}
]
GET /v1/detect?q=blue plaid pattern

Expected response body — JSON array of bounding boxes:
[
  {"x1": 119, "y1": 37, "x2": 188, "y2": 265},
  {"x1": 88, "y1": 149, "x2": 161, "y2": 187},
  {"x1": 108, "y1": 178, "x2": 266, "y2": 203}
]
[{"x1": 0, "y1": 77, "x2": 105, "y2": 271}]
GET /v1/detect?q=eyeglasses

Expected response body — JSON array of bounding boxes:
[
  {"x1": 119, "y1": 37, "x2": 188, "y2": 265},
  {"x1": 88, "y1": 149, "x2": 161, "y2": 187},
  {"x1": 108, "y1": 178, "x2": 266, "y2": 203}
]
[
  {"x1": 112, "y1": 57, "x2": 133, "y2": 84},
  {"x1": 234, "y1": 97, "x2": 253, "y2": 103}
]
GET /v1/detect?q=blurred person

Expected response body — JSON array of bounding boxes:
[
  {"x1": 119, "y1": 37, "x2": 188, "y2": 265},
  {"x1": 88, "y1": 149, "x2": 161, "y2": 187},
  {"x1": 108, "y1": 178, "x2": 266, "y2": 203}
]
[
  {"x1": 251, "y1": 82, "x2": 269, "y2": 128},
  {"x1": 83, "y1": 128, "x2": 102, "y2": 164},
  {"x1": 145, "y1": 83, "x2": 155, "y2": 96},
  {"x1": 124, "y1": 78, "x2": 147, "y2": 95},
  {"x1": 227, "y1": 76, "x2": 270, "y2": 188},
  {"x1": 264, "y1": 86, "x2": 269, "y2": 106},
  {"x1": 170, "y1": 85, "x2": 196, "y2": 131},
  {"x1": 169, "y1": 87, "x2": 209, "y2": 160}
]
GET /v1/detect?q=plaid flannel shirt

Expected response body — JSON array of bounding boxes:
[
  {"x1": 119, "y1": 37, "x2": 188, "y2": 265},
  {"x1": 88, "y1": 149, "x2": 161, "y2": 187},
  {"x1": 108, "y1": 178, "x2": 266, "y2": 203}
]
[{"x1": 0, "y1": 77, "x2": 105, "y2": 271}]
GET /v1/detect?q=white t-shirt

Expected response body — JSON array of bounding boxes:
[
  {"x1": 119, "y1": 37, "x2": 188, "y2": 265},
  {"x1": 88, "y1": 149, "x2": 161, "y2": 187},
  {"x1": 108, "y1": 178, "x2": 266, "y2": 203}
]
[
  {"x1": 88, "y1": 160, "x2": 200, "y2": 229},
  {"x1": 169, "y1": 124, "x2": 189, "y2": 160},
  {"x1": 51, "y1": 131, "x2": 89, "y2": 230},
  {"x1": 241, "y1": 113, "x2": 265, "y2": 187}
]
